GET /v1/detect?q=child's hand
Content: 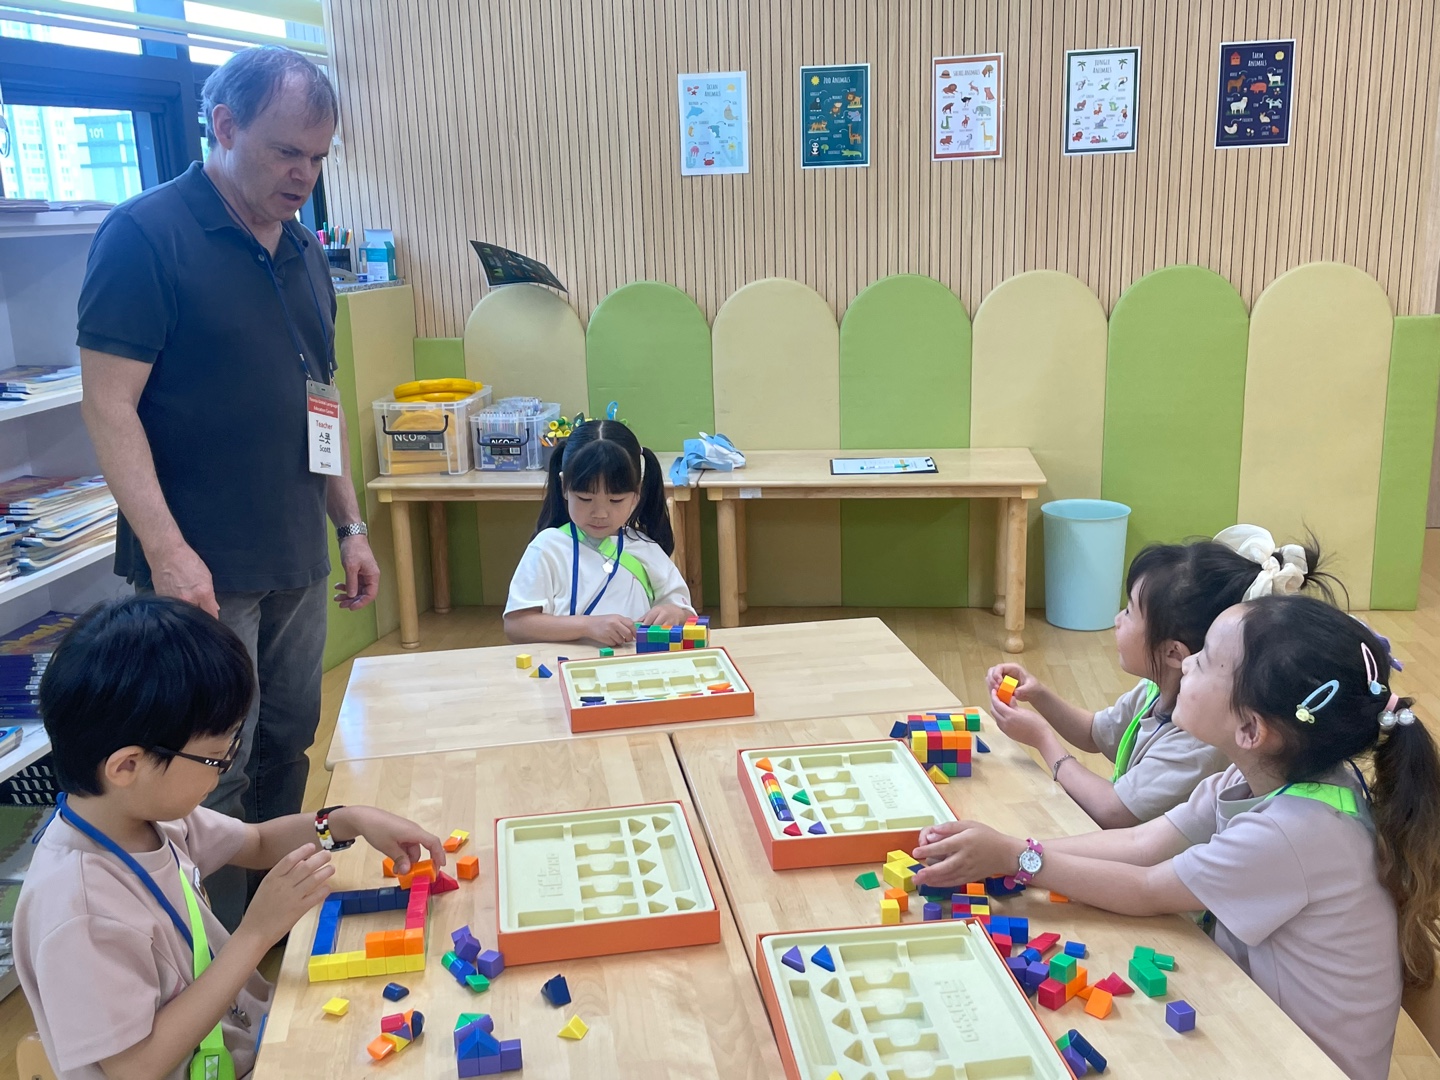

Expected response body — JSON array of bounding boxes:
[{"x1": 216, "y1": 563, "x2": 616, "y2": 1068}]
[
  {"x1": 916, "y1": 821, "x2": 967, "y2": 848},
  {"x1": 585, "y1": 614, "x2": 637, "y2": 646},
  {"x1": 238, "y1": 843, "x2": 334, "y2": 947},
  {"x1": 988, "y1": 689, "x2": 1054, "y2": 750},
  {"x1": 641, "y1": 603, "x2": 694, "y2": 627},
  {"x1": 341, "y1": 807, "x2": 446, "y2": 875},
  {"x1": 912, "y1": 822, "x2": 1024, "y2": 889},
  {"x1": 986, "y1": 662, "x2": 1041, "y2": 702}
]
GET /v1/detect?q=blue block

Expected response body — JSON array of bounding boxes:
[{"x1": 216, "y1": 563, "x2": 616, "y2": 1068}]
[
  {"x1": 1020, "y1": 947, "x2": 1041, "y2": 963},
  {"x1": 811, "y1": 946, "x2": 834, "y2": 972},
  {"x1": 1166, "y1": 1000, "x2": 1196, "y2": 1033},
  {"x1": 1006, "y1": 956, "x2": 1028, "y2": 979},
  {"x1": 990, "y1": 916, "x2": 1011, "y2": 936},
  {"x1": 917, "y1": 883, "x2": 950, "y2": 898},
  {"x1": 542, "y1": 974, "x2": 571, "y2": 1006},
  {"x1": 976, "y1": 736, "x2": 991, "y2": 753},
  {"x1": 1009, "y1": 917, "x2": 1029, "y2": 944},
  {"x1": 536, "y1": 664, "x2": 552, "y2": 678},
  {"x1": 376, "y1": 887, "x2": 401, "y2": 910},
  {"x1": 1064, "y1": 941, "x2": 1087, "y2": 958},
  {"x1": 310, "y1": 917, "x2": 337, "y2": 955},
  {"x1": 889, "y1": 720, "x2": 908, "y2": 738},
  {"x1": 341, "y1": 894, "x2": 361, "y2": 915},
  {"x1": 382, "y1": 982, "x2": 408, "y2": 1001},
  {"x1": 1068, "y1": 1030, "x2": 1108, "y2": 1073},
  {"x1": 359, "y1": 892, "x2": 378, "y2": 914},
  {"x1": 460, "y1": 1027, "x2": 502, "y2": 1057},
  {"x1": 449, "y1": 958, "x2": 479, "y2": 981}
]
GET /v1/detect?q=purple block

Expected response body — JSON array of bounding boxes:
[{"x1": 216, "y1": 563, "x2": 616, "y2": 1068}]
[
  {"x1": 458, "y1": 1057, "x2": 483, "y2": 1079},
  {"x1": 1166, "y1": 1000, "x2": 1196, "y2": 1033},
  {"x1": 1027, "y1": 961, "x2": 1050, "y2": 987},
  {"x1": 474, "y1": 1058, "x2": 506, "y2": 1076},
  {"x1": 781, "y1": 946, "x2": 806, "y2": 972},
  {"x1": 476, "y1": 948, "x2": 505, "y2": 979},
  {"x1": 807, "y1": 821, "x2": 826, "y2": 834},
  {"x1": 1006, "y1": 956, "x2": 1029, "y2": 980},
  {"x1": 452, "y1": 926, "x2": 474, "y2": 947},
  {"x1": 922, "y1": 902, "x2": 942, "y2": 921},
  {"x1": 954, "y1": 762, "x2": 972, "y2": 777},
  {"x1": 1062, "y1": 1045, "x2": 1089, "y2": 1076},
  {"x1": 455, "y1": 1015, "x2": 497, "y2": 1051},
  {"x1": 499, "y1": 1038, "x2": 523, "y2": 1071},
  {"x1": 456, "y1": 935, "x2": 482, "y2": 963}
]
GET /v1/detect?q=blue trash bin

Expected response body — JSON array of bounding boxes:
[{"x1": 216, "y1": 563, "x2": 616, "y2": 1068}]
[{"x1": 1041, "y1": 499, "x2": 1132, "y2": 631}]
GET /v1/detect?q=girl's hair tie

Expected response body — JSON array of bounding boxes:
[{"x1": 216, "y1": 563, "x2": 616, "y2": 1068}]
[
  {"x1": 1295, "y1": 679, "x2": 1338, "y2": 724},
  {"x1": 1379, "y1": 692, "x2": 1416, "y2": 731}
]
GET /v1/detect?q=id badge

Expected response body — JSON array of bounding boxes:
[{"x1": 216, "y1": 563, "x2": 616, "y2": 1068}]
[{"x1": 306, "y1": 379, "x2": 343, "y2": 476}]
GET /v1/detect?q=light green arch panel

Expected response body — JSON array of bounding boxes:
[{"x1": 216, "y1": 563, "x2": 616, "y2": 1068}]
[
  {"x1": 1102, "y1": 266, "x2": 1249, "y2": 568},
  {"x1": 463, "y1": 284, "x2": 589, "y2": 603},
  {"x1": 839, "y1": 274, "x2": 972, "y2": 606},
  {"x1": 1238, "y1": 263, "x2": 1393, "y2": 605},
  {"x1": 586, "y1": 281, "x2": 714, "y2": 450},
  {"x1": 712, "y1": 278, "x2": 841, "y2": 606},
  {"x1": 969, "y1": 271, "x2": 1108, "y2": 608}
]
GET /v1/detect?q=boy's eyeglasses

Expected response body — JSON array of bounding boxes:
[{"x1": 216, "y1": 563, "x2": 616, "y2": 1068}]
[{"x1": 149, "y1": 729, "x2": 244, "y2": 774}]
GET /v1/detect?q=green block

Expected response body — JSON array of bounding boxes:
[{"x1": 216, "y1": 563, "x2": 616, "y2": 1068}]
[
  {"x1": 1133, "y1": 946, "x2": 1155, "y2": 963},
  {"x1": 856, "y1": 871, "x2": 881, "y2": 890},
  {"x1": 600, "y1": 647, "x2": 614, "y2": 657},
  {"x1": 455, "y1": 1012, "x2": 487, "y2": 1031},
  {"x1": 1153, "y1": 952, "x2": 1175, "y2": 971},
  {"x1": 941, "y1": 763, "x2": 958, "y2": 777},
  {"x1": 965, "y1": 714, "x2": 981, "y2": 732},
  {"x1": 1056, "y1": 1032, "x2": 1072, "y2": 1050},
  {"x1": 936, "y1": 716, "x2": 953, "y2": 731},
  {"x1": 1049, "y1": 954, "x2": 1077, "y2": 983},
  {"x1": 1128, "y1": 958, "x2": 1167, "y2": 997},
  {"x1": 792, "y1": 790, "x2": 811, "y2": 806},
  {"x1": 466, "y1": 973, "x2": 490, "y2": 993},
  {"x1": 442, "y1": 950, "x2": 459, "y2": 967}
]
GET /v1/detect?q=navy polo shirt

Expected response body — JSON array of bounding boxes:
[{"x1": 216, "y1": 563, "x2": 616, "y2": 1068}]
[{"x1": 77, "y1": 162, "x2": 337, "y2": 593}]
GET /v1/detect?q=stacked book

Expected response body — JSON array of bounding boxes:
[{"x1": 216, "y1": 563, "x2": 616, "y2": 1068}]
[
  {"x1": 0, "y1": 476, "x2": 116, "y2": 576},
  {"x1": 0, "y1": 365, "x2": 80, "y2": 403},
  {"x1": 0, "y1": 610, "x2": 76, "y2": 725}
]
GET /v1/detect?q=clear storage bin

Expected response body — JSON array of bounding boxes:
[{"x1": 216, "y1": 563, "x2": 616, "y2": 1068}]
[
  {"x1": 471, "y1": 399, "x2": 562, "y2": 471},
  {"x1": 373, "y1": 386, "x2": 492, "y2": 475}
]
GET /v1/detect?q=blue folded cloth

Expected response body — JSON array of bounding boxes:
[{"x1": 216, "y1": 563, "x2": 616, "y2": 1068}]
[{"x1": 669, "y1": 432, "x2": 745, "y2": 486}]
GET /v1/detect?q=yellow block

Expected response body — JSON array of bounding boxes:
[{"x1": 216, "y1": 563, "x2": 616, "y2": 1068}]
[
  {"x1": 308, "y1": 956, "x2": 326, "y2": 982},
  {"x1": 882, "y1": 862, "x2": 915, "y2": 891},
  {"x1": 885, "y1": 850, "x2": 911, "y2": 865},
  {"x1": 322, "y1": 997, "x2": 349, "y2": 1017},
  {"x1": 347, "y1": 955, "x2": 368, "y2": 978},
  {"x1": 928, "y1": 765, "x2": 949, "y2": 785},
  {"x1": 558, "y1": 1015, "x2": 590, "y2": 1040},
  {"x1": 367, "y1": 957, "x2": 388, "y2": 977},
  {"x1": 405, "y1": 953, "x2": 426, "y2": 972},
  {"x1": 386, "y1": 955, "x2": 406, "y2": 974},
  {"x1": 516, "y1": 653, "x2": 532, "y2": 669},
  {"x1": 880, "y1": 898, "x2": 901, "y2": 925}
]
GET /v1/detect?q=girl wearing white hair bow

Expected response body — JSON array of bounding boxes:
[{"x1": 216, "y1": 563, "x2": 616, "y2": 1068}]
[{"x1": 985, "y1": 525, "x2": 1331, "y2": 828}]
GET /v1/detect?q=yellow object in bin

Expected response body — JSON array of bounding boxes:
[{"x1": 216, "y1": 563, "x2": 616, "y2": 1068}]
[
  {"x1": 392, "y1": 377, "x2": 480, "y2": 399},
  {"x1": 374, "y1": 386, "x2": 492, "y2": 475}
]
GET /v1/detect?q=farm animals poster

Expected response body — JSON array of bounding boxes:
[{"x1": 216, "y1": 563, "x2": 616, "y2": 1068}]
[
  {"x1": 1063, "y1": 47, "x2": 1140, "y2": 156},
  {"x1": 678, "y1": 71, "x2": 749, "y2": 176},
  {"x1": 933, "y1": 54, "x2": 1003, "y2": 160},
  {"x1": 800, "y1": 63, "x2": 871, "y2": 168},
  {"x1": 1215, "y1": 40, "x2": 1295, "y2": 148}
]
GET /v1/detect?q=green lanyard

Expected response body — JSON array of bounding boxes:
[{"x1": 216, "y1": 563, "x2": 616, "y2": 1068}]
[
  {"x1": 1111, "y1": 681, "x2": 1162, "y2": 781},
  {"x1": 1265, "y1": 781, "x2": 1361, "y2": 817},
  {"x1": 563, "y1": 524, "x2": 654, "y2": 606},
  {"x1": 179, "y1": 869, "x2": 236, "y2": 1080}
]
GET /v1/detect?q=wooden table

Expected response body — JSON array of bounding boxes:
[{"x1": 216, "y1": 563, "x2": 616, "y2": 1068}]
[
  {"x1": 368, "y1": 454, "x2": 698, "y2": 649},
  {"x1": 327, "y1": 617, "x2": 959, "y2": 765},
  {"x1": 698, "y1": 448, "x2": 1046, "y2": 651},
  {"x1": 255, "y1": 733, "x2": 784, "y2": 1079},
  {"x1": 671, "y1": 714, "x2": 1350, "y2": 1079}
]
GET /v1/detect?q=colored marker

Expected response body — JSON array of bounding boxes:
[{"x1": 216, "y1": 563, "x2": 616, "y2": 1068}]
[{"x1": 761, "y1": 772, "x2": 793, "y2": 823}]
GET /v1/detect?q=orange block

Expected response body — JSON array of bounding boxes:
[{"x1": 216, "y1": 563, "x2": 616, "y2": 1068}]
[
  {"x1": 403, "y1": 928, "x2": 424, "y2": 954},
  {"x1": 457, "y1": 855, "x2": 480, "y2": 880},
  {"x1": 387, "y1": 930, "x2": 407, "y2": 957},
  {"x1": 1077, "y1": 985, "x2": 1093, "y2": 1000},
  {"x1": 397, "y1": 859, "x2": 436, "y2": 889},
  {"x1": 382, "y1": 857, "x2": 396, "y2": 878},
  {"x1": 367, "y1": 1036, "x2": 395, "y2": 1060},
  {"x1": 965, "y1": 883, "x2": 985, "y2": 897},
  {"x1": 1049, "y1": 891, "x2": 1070, "y2": 903},
  {"x1": 364, "y1": 931, "x2": 386, "y2": 959},
  {"x1": 1066, "y1": 967, "x2": 1088, "y2": 1001},
  {"x1": 884, "y1": 887, "x2": 909, "y2": 913},
  {"x1": 1085, "y1": 987, "x2": 1114, "y2": 1019}
]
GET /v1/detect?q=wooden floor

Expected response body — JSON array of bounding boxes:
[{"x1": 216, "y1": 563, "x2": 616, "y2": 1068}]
[{"x1": 6, "y1": 535, "x2": 1440, "y2": 1077}]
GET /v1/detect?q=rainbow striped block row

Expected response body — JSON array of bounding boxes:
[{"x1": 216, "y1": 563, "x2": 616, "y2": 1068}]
[
  {"x1": 897, "y1": 710, "x2": 982, "y2": 777},
  {"x1": 635, "y1": 615, "x2": 710, "y2": 653}
]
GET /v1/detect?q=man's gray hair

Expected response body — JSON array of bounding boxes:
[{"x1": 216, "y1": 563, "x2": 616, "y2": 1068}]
[{"x1": 201, "y1": 46, "x2": 337, "y2": 145}]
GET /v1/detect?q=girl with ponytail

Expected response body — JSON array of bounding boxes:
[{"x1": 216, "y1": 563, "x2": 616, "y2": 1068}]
[
  {"x1": 911, "y1": 595, "x2": 1439, "y2": 1080},
  {"x1": 504, "y1": 419, "x2": 693, "y2": 646}
]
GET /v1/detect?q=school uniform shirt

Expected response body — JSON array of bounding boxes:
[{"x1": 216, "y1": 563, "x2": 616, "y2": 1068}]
[
  {"x1": 1091, "y1": 680, "x2": 1230, "y2": 821},
  {"x1": 505, "y1": 526, "x2": 694, "y2": 622},
  {"x1": 16, "y1": 806, "x2": 271, "y2": 1080},
  {"x1": 1166, "y1": 764, "x2": 1401, "y2": 1080}
]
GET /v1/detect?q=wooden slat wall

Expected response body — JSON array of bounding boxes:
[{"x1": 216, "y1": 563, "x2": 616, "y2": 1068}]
[{"x1": 322, "y1": 0, "x2": 1440, "y2": 338}]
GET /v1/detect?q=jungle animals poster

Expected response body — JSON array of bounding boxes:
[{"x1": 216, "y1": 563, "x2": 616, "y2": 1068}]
[
  {"x1": 678, "y1": 71, "x2": 749, "y2": 175},
  {"x1": 933, "y1": 54, "x2": 1003, "y2": 160},
  {"x1": 1063, "y1": 47, "x2": 1139, "y2": 155},
  {"x1": 1215, "y1": 40, "x2": 1294, "y2": 148},
  {"x1": 801, "y1": 63, "x2": 870, "y2": 168}
]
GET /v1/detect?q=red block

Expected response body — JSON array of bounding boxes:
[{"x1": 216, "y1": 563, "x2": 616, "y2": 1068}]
[
  {"x1": 991, "y1": 933, "x2": 1012, "y2": 957},
  {"x1": 432, "y1": 871, "x2": 460, "y2": 894},
  {"x1": 1030, "y1": 932, "x2": 1061, "y2": 955},
  {"x1": 380, "y1": 1012, "x2": 405, "y2": 1033},
  {"x1": 1096, "y1": 972, "x2": 1134, "y2": 996},
  {"x1": 1037, "y1": 978, "x2": 1068, "y2": 1010}
]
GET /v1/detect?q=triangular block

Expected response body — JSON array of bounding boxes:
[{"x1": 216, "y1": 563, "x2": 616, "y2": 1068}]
[
  {"x1": 889, "y1": 720, "x2": 908, "y2": 738},
  {"x1": 542, "y1": 974, "x2": 571, "y2": 1006},
  {"x1": 976, "y1": 737, "x2": 991, "y2": 753},
  {"x1": 433, "y1": 871, "x2": 460, "y2": 893},
  {"x1": 754, "y1": 757, "x2": 773, "y2": 772},
  {"x1": 782, "y1": 822, "x2": 802, "y2": 836},
  {"x1": 928, "y1": 765, "x2": 950, "y2": 784},
  {"x1": 537, "y1": 664, "x2": 553, "y2": 678},
  {"x1": 529, "y1": 666, "x2": 541, "y2": 678},
  {"x1": 781, "y1": 946, "x2": 805, "y2": 973},
  {"x1": 792, "y1": 790, "x2": 811, "y2": 805},
  {"x1": 558, "y1": 1015, "x2": 589, "y2": 1040},
  {"x1": 808, "y1": 822, "x2": 826, "y2": 834},
  {"x1": 811, "y1": 946, "x2": 835, "y2": 972}
]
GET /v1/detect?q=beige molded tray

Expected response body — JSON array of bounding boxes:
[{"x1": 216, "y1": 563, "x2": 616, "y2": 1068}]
[
  {"x1": 494, "y1": 801, "x2": 722, "y2": 965},
  {"x1": 756, "y1": 922, "x2": 1072, "y2": 1080},
  {"x1": 739, "y1": 741, "x2": 957, "y2": 869},
  {"x1": 559, "y1": 647, "x2": 756, "y2": 732}
]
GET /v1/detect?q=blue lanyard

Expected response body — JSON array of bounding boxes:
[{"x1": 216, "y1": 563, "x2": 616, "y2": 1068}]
[
  {"x1": 202, "y1": 172, "x2": 333, "y2": 385},
  {"x1": 569, "y1": 526, "x2": 625, "y2": 616},
  {"x1": 49, "y1": 793, "x2": 209, "y2": 959}
]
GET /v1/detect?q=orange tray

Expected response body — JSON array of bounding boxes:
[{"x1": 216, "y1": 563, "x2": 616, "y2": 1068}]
[
  {"x1": 738, "y1": 739, "x2": 957, "y2": 869},
  {"x1": 494, "y1": 801, "x2": 722, "y2": 965},
  {"x1": 559, "y1": 647, "x2": 755, "y2": 733}
]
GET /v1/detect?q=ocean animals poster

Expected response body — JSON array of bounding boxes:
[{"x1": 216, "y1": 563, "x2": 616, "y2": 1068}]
[
  {"x1": 932, "y1": 53, "x2": 1003, "y2": 160},
  {"x1": 1215, "y1": 40, "x2": 1295, "y2": 148},
  {"x1": 678, "y1": 71, "x2": 749, "y2": 175},
  {"x1": 1063, "y1": 47, "x2": 1140, "y2": 156},
  {"x1": 800, "y1": 63, "x2": 870, "y2": 168}
]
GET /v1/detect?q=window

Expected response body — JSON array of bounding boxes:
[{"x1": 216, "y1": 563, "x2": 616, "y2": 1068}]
[
  {"x1": 0, "y1": 104, "x2": 143, "y2": 202},
  {"x1": 0, "y1": 0, "x2": 140, "y2": 55},
  {"x1": 183, "y1": 3, "x2": 283, "y2": 68}
]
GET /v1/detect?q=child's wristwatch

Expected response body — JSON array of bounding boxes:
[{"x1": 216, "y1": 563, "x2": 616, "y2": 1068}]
[
  {"x1": 315, "y1": 805, "x2": 356, "y2": 852},
  {"x1": 1008, "y1": 838, "x2": 1044, "y2": 887}
]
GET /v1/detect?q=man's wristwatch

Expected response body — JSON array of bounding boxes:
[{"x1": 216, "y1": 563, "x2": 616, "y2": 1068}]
[
  {"x1": 335, "y1": 521, "x2": 369, "y2": 541},
  {"x1": 1009, "y1": 837, "x2": 1044, "y2": 887},
  {"x1": 315, "y1": 805, "x2": 356, "y2": 851}
]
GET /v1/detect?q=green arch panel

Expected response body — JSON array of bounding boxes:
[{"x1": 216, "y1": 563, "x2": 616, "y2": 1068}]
[{"x1": 838, "y1": 274, "x2": 973, "y2": 606}]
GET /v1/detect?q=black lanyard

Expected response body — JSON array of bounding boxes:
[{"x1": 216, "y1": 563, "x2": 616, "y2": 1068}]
[
  {"x1": 47, "y1": 793, "x2": 209, "y2": 959},
  {"x1": 569, "y1": 526, "x2": 625, "y2": 616},
  {"x1": 202, "y1": 172, "x2": 333, "y2": 385}
]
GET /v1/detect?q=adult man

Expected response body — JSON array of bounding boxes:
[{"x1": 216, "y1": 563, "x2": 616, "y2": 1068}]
[{"x1": 77, "y1": 46, "x2": 379, "y2": 928}]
